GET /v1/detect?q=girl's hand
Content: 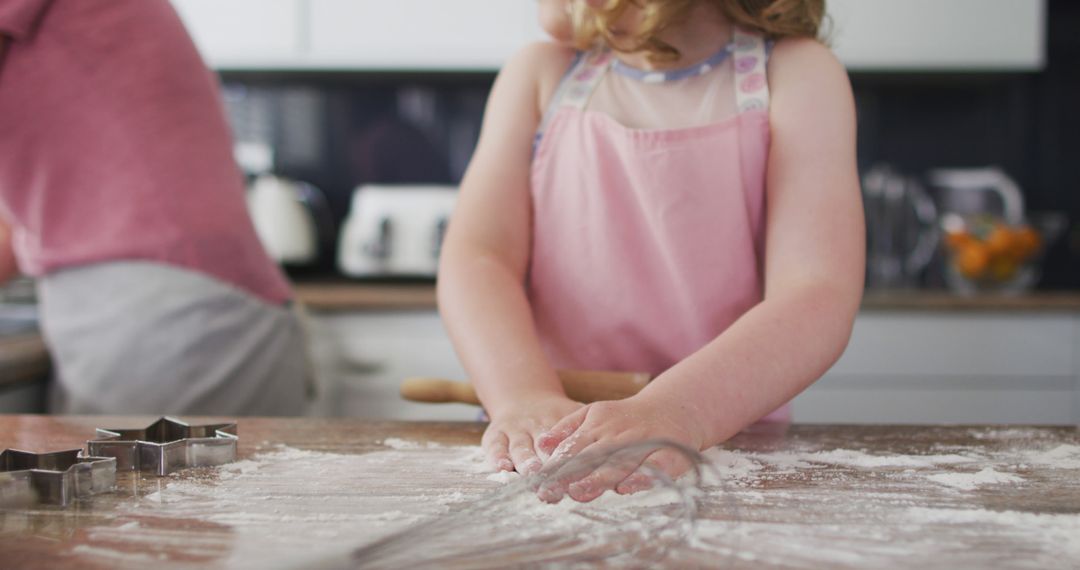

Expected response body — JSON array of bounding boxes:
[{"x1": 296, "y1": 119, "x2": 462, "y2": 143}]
[
  {"x1": 533, "y1": 392, "x2": 708, "y2": 503},
  {"x1": 483, "y1": 395, "x2": 583, "y2": 476}
]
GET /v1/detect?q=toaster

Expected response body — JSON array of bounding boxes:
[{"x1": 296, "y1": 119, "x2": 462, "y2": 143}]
[{"x1": 338, "y1": 185, "x2": 458, "y2": 278}]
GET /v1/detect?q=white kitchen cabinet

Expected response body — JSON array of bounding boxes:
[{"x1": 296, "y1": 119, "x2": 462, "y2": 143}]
[
  {"x1": 828, "y1": 0, "x2": 1047, "y2": 70},
  {"x1": 171, "y1": 0, "x2": 545, "y2": 71},
  {"x1": 305, "y1": 0, "x2": 544, "y2": 70},
  {"x1": 172, "y1": 0, "x2": 1044, "y2": 72},
  {"x1": 170, "y1": 0, "x2": 306, "y2": 68},
  {"x1": 794, "y1": 312, "x2": 1079, "y2": 424},
  {"x1": 308, "y1": 307, "x2": 1080, "y2": 425},
  {"x1": 305, "y1": 311, "x2": 477, "y2": 421}
]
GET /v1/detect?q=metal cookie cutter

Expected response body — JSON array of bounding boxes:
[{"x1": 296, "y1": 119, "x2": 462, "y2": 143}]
[
  {"x1": 87, "y1": 417, "x2": 238, "y2": 476},
  {"x1": 0, "y1": 449, "x2": 117, "y2": 508}
]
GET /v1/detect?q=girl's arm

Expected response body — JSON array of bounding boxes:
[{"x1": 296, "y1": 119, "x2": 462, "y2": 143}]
[
  {"x1": 536, "y1": 38, "x2": 864, "y2": 502},
  {"x1": 648, "y1": 36, "x2": 865, "y2": 441},
  {"x1": 438, "y1": 42, "x2": 580, "y2": 475}
]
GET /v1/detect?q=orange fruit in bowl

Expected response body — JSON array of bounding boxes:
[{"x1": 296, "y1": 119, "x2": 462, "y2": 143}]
[
  {"x1": 1013, "y1": 225, "x2": 1042, "y2": 260},
  {"x1": 989, "y1": 256, "x2": 1019, "y2": 281},
  {"x1": 984, "y1": 224, "x2": 1016, "y2": 258},
  {"x1": 944, "y1": 230, "x2": 975, "y2": 252},
  {"x1": 955, "y1": 241, "x2": 991, "y2": 279}
]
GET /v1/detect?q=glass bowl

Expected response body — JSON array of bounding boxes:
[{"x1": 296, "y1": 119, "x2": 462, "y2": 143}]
[{"x1": 940, "y1": 213, "x2": 1060, "y2": 296}]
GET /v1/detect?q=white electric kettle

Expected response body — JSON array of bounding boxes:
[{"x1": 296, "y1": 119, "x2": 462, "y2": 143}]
[
  {"x1": 927, "y1": 167, "x2": 1026, "y2": 225},
  {"x1": 246, "y1": 175, "x2": 322, "y2": 265}
]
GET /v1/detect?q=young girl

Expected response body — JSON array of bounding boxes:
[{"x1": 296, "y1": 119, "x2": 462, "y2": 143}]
[{"x1": 438, "y1": 0, "x2": 863, "y2": 502}]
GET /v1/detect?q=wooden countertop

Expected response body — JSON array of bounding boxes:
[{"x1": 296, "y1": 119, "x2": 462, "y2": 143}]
[
  {"x1": 294, "y1": 282, "x2": 1080, "y2": 312},
  {"x1": 0, "y1": 333, "x2": 50, "y2": 389},
  {"x1": 1, "y1": 416, "x2": 1077, "y2": 569}
]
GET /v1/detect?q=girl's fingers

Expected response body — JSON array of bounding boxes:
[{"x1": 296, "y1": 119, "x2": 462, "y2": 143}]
[
  {"x1": 615, "y1": 471, "x2": 654, "y2": 494},
  {"x1": 536, "y1": 431, "x2": 603, "y2": 503},
  {"x1": 507, "y1": 431, "x2": 542, "y2": 475},
  {"x1": 615, "y1": 448, "x2": 695, "y2": 495},
  {"x1": 566, "y1": 446, "x2": 648, "y2": 502},
  {"x1": 482, "y1": 431, "x2": 514, "y2": 472},
  {"x1": 536, "y1": 406, "x2": 589, "y2": 457}
]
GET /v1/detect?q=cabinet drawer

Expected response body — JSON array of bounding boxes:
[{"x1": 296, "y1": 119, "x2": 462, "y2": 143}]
[
  {"x1": 793, "y1": 386, "x2": 1076, "y2": 425},
  {"x1": 314, "y1": 311, "x2": 450, "y2": 342},
  {"x1": 830, "y1": 313, "x2": 1074, "y2": 377},
  {"x1": 330, "y1": 337, "x2": 475, "y2": 421},
  {"x1": 306, "y1": 311, "x2": 475, "y2": 420}
]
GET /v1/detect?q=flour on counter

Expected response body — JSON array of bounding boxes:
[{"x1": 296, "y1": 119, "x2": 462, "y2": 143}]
[
  {"x1": 927, "y1": 468, "x2": 1025, "y2": 490},
  {"x1": 1026, "y1": 444, "x2": 1080, "y2": 469},
  {"x1": 968, "y1": 427, "x2": 1054, "y2": 440},
  {"x1": 84, "y1": 440, "x2": 691, "y2": 569},
  {"x1": 698, "y1": 447, "x2": 977, "y2": 487},
  {"x1": 485, "y1": 470, "x2": 519, "y2": 484},
  {"x1": 71, "y1": 431, "x2": 1080, "y2": 570},
  {"x1": 904, "y1": 507, "x2": 1080, "y2": 560},
  {"x1": 379, "y1": 437, "x2": 444, "y2": 450},
  {"x1": 800, "y1": 449, "x2": 976, "y2": 468}
]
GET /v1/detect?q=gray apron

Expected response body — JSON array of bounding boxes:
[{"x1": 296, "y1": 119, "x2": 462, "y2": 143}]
[{"x1": 38, "y1": 261, "x2": 309, "y2": 416}]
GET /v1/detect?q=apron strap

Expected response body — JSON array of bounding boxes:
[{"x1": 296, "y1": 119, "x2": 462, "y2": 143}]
[
  {"x1": 535, "y1": 50, "x2": 613, "y2": 146},
  {"x1": 732, "y1": 29, "x2": 771, "y2": 114}
]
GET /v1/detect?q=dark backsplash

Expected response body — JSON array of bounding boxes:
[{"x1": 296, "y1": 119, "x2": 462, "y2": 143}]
[
  {"x1": 220, "y1": 0, "x2": 1080, "y2": 289},
  {"x1": 220, "y1": 73, "x2": 494, "y2": 221}
]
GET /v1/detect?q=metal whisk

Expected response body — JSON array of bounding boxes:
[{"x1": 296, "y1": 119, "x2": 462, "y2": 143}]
[{"x1": 323, "y1": 440, "x2": 729, "y2": 569}]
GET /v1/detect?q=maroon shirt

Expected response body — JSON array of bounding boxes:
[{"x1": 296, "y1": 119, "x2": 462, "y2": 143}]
[{"x1": 0, "y1": 0, "x2": 290, "y2": 303}]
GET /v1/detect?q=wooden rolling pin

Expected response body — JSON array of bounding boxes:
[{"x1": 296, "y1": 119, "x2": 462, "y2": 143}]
[{"x1": 400, "y1": 369, "x2": 652, "y2": 406}]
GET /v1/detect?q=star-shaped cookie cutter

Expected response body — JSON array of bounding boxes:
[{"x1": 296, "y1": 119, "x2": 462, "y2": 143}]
[
  {"x1": 0, "y1": 449, "x2": 117, "y2": 508},
  {"x1": 86, "y1": 417, "x2": 238, "y2": 476}
]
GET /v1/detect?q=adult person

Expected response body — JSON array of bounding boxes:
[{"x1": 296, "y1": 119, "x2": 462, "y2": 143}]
[{"x1": 0, "y1": 0, "x2": 308, "y2": 415}]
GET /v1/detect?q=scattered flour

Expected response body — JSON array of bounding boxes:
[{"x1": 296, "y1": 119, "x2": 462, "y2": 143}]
[
  {"x1": 927, "y1": 468, "x2": 1025, "y2": 491},
  {"x1": 801, "y1": 449, "x2": 975, "y2": 468},
  {"x1": 66, "y1": 433, "x2": 1080, "y2": 570},
  {"x1": 905, "y1": 506, "x2": 1080, "y2": 527},
  {"x1": 1026, "y1": 444, "x2": 1080, "y2": 470},
  {"x1": 969, "y1": 428, "x2": 1050, "y2": 440},
  {"x1": 700, "y1": 448, "x2": 764, "y2": 486},
  {"x1": 379, "y1": 437, "x2": 442, "y2": 450},
  {"x1": 219, "y1": 459, "x2": 261, "y2": 477},
  {"x1": 699, "y1": 447, "x2": 976, "y2": 486},
  {"x1": 904, "y1": 507, "x2": 1080, "y2": 561},
  {"x1": 486, "y1": 470, "x2": 520, "y2": 484}
]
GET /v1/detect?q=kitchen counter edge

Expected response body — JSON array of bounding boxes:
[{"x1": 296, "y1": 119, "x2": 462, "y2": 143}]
[{"x1": 293, "y1": 283, "x2": 1080, "y2": 313}]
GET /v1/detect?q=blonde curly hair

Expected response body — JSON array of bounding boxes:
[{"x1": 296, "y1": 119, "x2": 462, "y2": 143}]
[{"x1": 572, "y1": 0, "x2": 827, "y2": 62}]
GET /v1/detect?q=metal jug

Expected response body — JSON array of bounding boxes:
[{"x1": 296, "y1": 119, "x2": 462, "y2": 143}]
[{"x1": 862, "y1": 164, "x2": 939, "y2": 289}]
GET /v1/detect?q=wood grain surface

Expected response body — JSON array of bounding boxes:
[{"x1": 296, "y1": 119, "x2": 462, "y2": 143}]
[{"x1": 1, "y1": 415, "x2": 1078, "y2": 569}]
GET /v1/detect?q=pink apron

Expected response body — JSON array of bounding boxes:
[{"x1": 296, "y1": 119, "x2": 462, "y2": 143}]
[{"x1": 528, "y1": 30, "x2": 789, "y2": 422}]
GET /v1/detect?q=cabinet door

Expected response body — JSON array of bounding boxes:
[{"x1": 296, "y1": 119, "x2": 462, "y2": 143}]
[
  {"x1": 828, "y1": 0, "x2": 1046, "y2": 70},
  {"x1": 307, "y1": 0, "x2": 544, "y2": 70},
  {"x1": 306, "y1": 311, "x2": 478, "y2": 421},
  {"x1": 170, "y1": 0, "x2": 305, "y2": 68},
  {"x1": 794, "y1": 312, "x2": 1077, "y2": 424}
]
